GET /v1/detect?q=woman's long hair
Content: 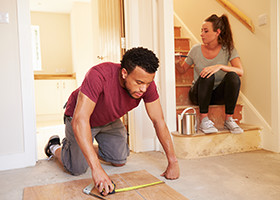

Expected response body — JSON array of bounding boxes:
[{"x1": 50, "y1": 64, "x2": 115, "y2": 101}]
[{"x1": 205, "y1": 14, "x2": 234, "y2": 58}]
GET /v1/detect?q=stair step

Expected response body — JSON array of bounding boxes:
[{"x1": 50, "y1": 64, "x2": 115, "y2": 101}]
[
  {"x1": 176, "y1": 85, "x2": 192, "y2": 106},
  {"x1": 171, "y1": 124, "x2": 261, "y2": 159},
  {"x1": 174, "y1": 26, "x2": 181, "y2": 37},
  {"x1": 175, "y1": 49, "x2": 189, "y2": 54},
  {"x1": 176, "y1": 104, "x2": 243, "y2": 129},
  {"x1": 174, "y1": 38, "x2": 190, "y2": 51},
  {"x1": 175, "y1": 67, "x2": 194, "y2": 84}
]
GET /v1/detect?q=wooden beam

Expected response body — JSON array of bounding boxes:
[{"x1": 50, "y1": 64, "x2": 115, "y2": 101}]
[{"x1": 216, "y1": 0, "x2": 255, "y2": 33}]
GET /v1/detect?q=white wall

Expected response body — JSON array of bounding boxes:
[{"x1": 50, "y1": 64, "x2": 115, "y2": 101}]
[{"x1": 0, "y1": 0, "x2": 37, "y2": 170}]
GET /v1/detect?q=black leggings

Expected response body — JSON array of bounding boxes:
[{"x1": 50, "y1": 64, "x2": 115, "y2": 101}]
[{"x1": 189, "y1": 72, "x2": 241, "y2": 114}]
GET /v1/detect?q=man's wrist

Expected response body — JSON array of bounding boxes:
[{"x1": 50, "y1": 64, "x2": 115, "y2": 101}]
[{"x1": 167, "y1": 156, "x2": 178, "y2": 164}]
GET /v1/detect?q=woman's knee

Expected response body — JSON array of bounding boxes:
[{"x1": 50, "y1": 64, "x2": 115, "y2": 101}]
[
  {"x1": 199, "y1": 74, "x2": 215, "y2": 83},
  {"x1": 225, "y1": 72, "x2": 240, "y2": 86}
]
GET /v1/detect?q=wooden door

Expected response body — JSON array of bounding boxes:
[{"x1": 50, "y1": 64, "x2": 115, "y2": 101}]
[
  {"x1": 97, "y1": 0, "x2": 124, "y2": 63},
  {"x1": 96, "y1": 0, "x2": 128, "y2": 129}
]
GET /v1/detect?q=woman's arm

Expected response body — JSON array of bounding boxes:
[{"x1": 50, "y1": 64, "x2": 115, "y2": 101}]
[
  {"x1": 175, "y1": 56, "x2": 191, "y2": 74},
  {"x1": 200, "y1": 57, "x2": 243, "y2": 78}
]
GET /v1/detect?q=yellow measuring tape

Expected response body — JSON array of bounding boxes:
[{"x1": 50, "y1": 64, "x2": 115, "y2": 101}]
[{"x1": 115, "y1": 180, "x2": 164, "y2": 193}]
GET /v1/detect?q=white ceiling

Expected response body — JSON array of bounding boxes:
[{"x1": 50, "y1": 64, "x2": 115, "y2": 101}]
[{"x1": 29, "y1": 0, "x2": 90, "y2": 13}]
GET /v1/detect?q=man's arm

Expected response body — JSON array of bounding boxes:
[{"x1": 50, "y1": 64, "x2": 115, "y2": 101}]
[
  {"x1": 145, "y1": 99, "x2": 180, "y2": 179},
  {"x1": 71, "y1": 91, "x2": 114, "y2": 195}
]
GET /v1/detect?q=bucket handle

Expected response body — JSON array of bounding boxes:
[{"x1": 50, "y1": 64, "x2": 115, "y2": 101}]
[{"x1": 179, "y1": 107, "x2": 196, "y2": 120}]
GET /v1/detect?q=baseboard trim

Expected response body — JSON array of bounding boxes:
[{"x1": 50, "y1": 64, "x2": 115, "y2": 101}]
[{"x1": 239, "y1": 92, "x2": 279, "y2": 152}]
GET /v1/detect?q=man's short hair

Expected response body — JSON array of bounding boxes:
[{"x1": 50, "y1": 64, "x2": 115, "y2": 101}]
[{"x1": 121, "y1": 47, "x2": 159, "y2": 74}]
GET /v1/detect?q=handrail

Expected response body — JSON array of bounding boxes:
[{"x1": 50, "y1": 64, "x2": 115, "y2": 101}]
[
  {"x1": 216, "y1": 0, "x2": 255, "y2": 33},
  {"x1": 173, "y1": 12, "x2": 200, "y2": 45}
]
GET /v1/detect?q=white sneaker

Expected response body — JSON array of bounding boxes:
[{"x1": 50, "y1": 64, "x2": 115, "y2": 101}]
[
  {"x1": 199, "y1": 117, "x2": 218, "y2": 134},
  {"x1": 224, "y1": 117, "x2": 244, "y2": 134}
]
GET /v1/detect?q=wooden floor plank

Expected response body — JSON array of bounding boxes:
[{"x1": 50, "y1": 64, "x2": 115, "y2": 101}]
[{"x1": 23, "y1": 170, "x2": 188, "y2": 200}]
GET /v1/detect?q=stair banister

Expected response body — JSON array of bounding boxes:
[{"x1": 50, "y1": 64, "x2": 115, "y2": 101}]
[{"x1": 216, "y1": 0, "x2": 255, "y2": 33}]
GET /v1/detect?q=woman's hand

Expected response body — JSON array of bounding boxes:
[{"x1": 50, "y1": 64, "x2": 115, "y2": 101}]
[
  {"x1": 175, "y1": 54, "x2": 184, "y2": 65},
  {"x1": 200, "y1": 65, "x2": 222, "y2": 78},
  {"x1": 175, "y1": 55, "x2": 190, "y2": 74}
]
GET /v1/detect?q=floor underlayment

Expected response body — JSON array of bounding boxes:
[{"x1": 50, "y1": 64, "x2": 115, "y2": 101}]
[
  {"x1": 0, "y1": 150, "x2": 280, "y2": 200},
  {"x1": 0, "y1": 150, "x2": 279, "y2": 200}
]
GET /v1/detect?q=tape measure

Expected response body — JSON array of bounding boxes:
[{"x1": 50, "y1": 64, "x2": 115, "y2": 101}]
[
  {"x1": 115, "y1": 181, "x2": 164, "y2": 193},
  {"x1": 102, "y1": 180, "x2": 164, "y2": 196},
  {"x1": 83, "y1": 180, "x2": 165, "y2": 198}
]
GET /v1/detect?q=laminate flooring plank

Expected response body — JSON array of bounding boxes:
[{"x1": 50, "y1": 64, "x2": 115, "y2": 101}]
[
  {"x1": 23, "y1": 170, "x2": 188, "y2": 200},
  {"x1": 23, "y1": 179, "x2": 92, "y2": 200}
]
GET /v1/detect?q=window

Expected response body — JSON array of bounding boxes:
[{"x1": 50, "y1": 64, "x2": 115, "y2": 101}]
[{"x1": 31, "y1": 25, "x2": 42, "y2": 71}]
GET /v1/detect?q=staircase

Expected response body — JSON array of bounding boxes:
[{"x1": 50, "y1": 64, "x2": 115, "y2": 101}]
[{"x1": 172, "y1": 26, "x2": 261, "y2": 159}]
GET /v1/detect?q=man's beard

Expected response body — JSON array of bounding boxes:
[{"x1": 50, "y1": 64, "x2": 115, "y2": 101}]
[{"x1": 123, "y1": 80, "x2": 141, "y2": 99}]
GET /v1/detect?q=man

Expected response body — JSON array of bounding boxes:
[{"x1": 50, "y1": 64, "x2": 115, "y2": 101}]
[{"x1": 44, "y1": 47, "x2": 180, "y2": 196}]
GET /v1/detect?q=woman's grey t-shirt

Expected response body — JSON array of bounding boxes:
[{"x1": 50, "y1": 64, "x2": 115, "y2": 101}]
[{"x1": 185, "y1": 44, "x2": 239, "y2": 89}]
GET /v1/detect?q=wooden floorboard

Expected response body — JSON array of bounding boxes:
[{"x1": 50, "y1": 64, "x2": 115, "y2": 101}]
[{"x1": 23, "y1": 170, "x2": 188, "y2": 200}]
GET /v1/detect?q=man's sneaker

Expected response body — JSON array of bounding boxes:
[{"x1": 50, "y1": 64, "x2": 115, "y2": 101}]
[
  {"x1": 44, "y1": 135, "x2": 61, "y2": 157},
  {"x1": 199, "y1": 117, "x2": 218, "y2": 134},
  {"x1": 224, "y1": 117, "x2": 244, "y2": 134}
]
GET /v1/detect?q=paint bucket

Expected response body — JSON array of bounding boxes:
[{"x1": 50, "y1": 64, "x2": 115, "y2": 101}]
[{"x1": 177, "y1": 107, "x2": 197, "y2": 135}]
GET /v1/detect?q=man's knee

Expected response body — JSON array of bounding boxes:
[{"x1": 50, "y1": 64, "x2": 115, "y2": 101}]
[
  {"x1": 62, "y1": 157, "x2": 88, "y2": 176},
  {"x1": 112, "y1": 162, "x2": 126, "y2": 167},
  {"x1": 61, "y1": 139, "x2": 89, "y2": 176}
]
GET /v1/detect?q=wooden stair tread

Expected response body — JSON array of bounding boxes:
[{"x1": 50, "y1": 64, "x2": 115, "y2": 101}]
[
  {"x1": 176, "y1": 104, "x2": 243, "y2": 110},
  {"x1": 174, "y1": 37, "x2": 190, "y2": 40},
  {"x1": 172, "y1": 125, "x2": 261, "y2": 159},
  {"x1": 172, "y1": 123, "x2": 261, "y2": 137},
  {"x1": 175, "y1": 49, "x2": 189, "y2": 52},
  {"x1": 176, "y1": 83, "x2": 192, "y2": 87}
]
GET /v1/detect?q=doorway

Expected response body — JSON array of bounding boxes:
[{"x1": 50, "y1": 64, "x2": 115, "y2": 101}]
[
  {"x1": 29, "y1": 0, "x2": 125, "y2": 159},
  {"x1": 30, "y1": 9, "x2": 79, "y2": 159}
]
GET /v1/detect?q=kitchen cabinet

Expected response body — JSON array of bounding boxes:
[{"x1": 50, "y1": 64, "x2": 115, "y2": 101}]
[{"x1": 34, "y1": 79, "x2": 77, "y2": 122}]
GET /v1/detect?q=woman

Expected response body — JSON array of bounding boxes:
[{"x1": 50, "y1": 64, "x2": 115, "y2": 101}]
[{"x1": 176, "y1": 14, "x2": 243, "y2": 134}]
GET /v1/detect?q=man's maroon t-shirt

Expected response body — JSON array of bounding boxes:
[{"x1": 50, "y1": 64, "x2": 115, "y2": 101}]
[{"x1": 65, "y1": 62, "x2": 159, "y2": 127}]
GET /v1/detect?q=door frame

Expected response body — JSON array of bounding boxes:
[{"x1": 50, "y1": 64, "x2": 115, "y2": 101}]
[
  {"x1": 270, "y1": 0, "x2": 280, "y2": 152},
  {"x1": 0, "y1": 0, "x2": 37, "y2": 171},
  {"x1": 124, "y1": 0, "x2": 176, "y2": 152}
]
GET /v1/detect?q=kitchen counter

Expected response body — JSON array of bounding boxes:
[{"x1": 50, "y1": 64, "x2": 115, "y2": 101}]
[{"x1": 34, "y1": 73, "x2": 76, "y2": 80}]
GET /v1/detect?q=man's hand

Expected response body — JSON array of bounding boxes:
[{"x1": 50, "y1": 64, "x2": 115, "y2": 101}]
[
  {"x1": 161, "y1": 160, "x2": 180, "y2": 180},
  {"x1": 145, "y1": 99, "x2": 180, "y2": 180},
  {"x1": 92, "y1": 165, "x2": 114, "y2": 196}
]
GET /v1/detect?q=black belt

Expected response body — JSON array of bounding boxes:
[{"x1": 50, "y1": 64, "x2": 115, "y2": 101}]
[
  {"x1": 64, "y1": 114, "x2": 72, "y2": 124},
  {"x1": 64, "y1": 114, "x2": 72, "y2": 118}
]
